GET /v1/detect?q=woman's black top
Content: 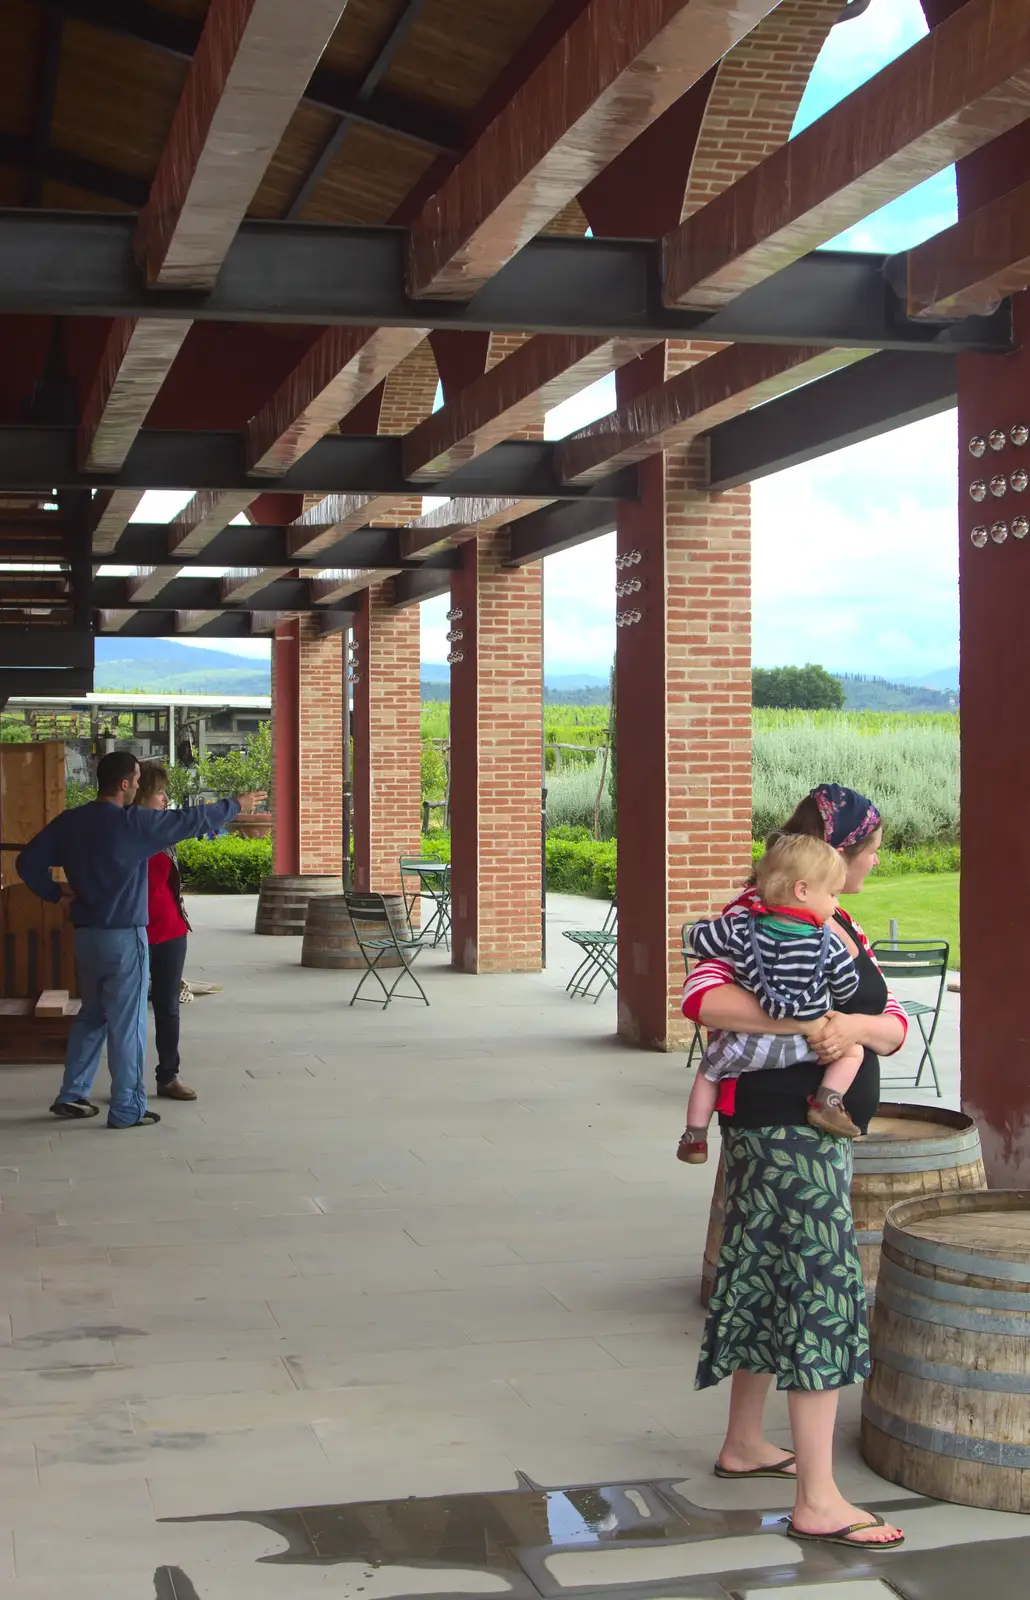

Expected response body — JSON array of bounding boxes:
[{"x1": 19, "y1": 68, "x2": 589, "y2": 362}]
[{"x1": 719, "y1": 914, "x2": 885, "y2": 1135}]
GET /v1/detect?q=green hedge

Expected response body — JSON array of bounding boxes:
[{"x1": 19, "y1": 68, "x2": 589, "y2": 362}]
[
  {"x1": 174, "y1": 830, "x2": 959, "y2": 900},
  {"x1": 177, "y1": 836, "x2": 273, "y2": 894}
]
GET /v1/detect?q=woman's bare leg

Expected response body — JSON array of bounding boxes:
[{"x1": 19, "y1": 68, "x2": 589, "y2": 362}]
[
  {"x1": 788, "y1": 1389, "x2": 901, "y2": 1544},
  {"x1": 716, "y1": 1370, "x2": 795, "y2": 1474}
]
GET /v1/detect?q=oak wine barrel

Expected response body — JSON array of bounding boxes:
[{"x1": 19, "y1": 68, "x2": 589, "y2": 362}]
[
  {"x1": 861, "y1": 1190, "x2": 1030, "y2": 1512},
  {"x1": 254, "y1": 875, "x2": 341, "y2": 936},
  {"x1": 301, "y1": 894, "x2": 408, "y2": 969},
  {"x1": 698, "y1": 1103, "x2": 986, "y2": 1308}
]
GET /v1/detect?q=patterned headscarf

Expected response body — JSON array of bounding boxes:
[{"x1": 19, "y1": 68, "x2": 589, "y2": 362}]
[{"x1": 811, "y1": 783, "x2": 881, "y2": 851}]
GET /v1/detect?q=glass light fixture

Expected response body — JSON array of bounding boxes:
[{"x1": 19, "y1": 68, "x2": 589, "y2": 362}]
[
  {"x1": 968, "y1": 436, "x2": 986, "y2": 457},
  {"x1": 990, "y1": 474, "x2": 1008, "y2": 498},
  {"x1": 1012, "y1": 424, "x2": 1029, "y2": 446},
  {"x1": 989, "y1": 429, "x2": 1007, "y2": 451},
  {"x1": 445, "y1": 607, "x2": 463, "y2": 621},
  {"x1": 1013, "y1": 515, "x2": 1029, "y2": 539},
  {"x1": 969, "y1": 480, "x2": 987, "y2": 502},
  {"x1": 991, "y1": 520, "x2": 1009, "y2": 543},
  {"x1": 1011, "y1": 469, "x2": 1028, "y2": 492},
  {"x1": 970, "y1": 526, "x2": 989, "y2": 547},
  {"x1": 447, "y1": 651, "x2": 464, "y2": 664}
]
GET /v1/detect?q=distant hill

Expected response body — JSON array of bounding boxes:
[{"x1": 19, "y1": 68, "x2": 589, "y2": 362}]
[
  {"x1": 421, "y1": 667, "x2": 611, "y2": 706},
  {"x1": 896, "y1": 666, "x2": 959, "y2": 694},
  {"x1": 836, "y1": 673, "x2": 957, "y2": 712},
  {"x1": 94, "y1": 639, "x2": 270, "y2": 696}
]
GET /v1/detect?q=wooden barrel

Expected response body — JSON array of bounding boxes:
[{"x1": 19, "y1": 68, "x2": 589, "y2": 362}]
[
  {"x1": 698, "y1": 1102, "x2": 986, "y2": 1308},
  {"x1": 301, "y1": 894, "x2": 407, "y2": 969},
  {"x1": 853, "y1": 1104, "x2": 986, "y2": 1298},
  {"x1": 861, "y1": 1190, "x2": 1030, "y2": 1512},
  {"x1": 254, "y1": 875, "x2": 340, "y2": 936}
]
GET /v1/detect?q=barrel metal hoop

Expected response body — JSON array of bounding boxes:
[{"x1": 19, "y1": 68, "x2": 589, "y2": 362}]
[
  {"x1": 855, "y1": 1133, "x2": 981, "y2": 1167},
  {"x1": 882, "y1": 1217, "x2": 1030, "y2": 1283},
  {"x1": 879, "y1": 1255, "x2": 1030, "y2": 1312},
  {"x1": 855, "y1": 1230, "x2": 881, "y2": 1245},
  {"x1": 854, "y1": 1154, "x2": 980, "y2": 1174},
  {"x1": 875, "y1": 1270, "x2": 1030, "y2": 1335},
  {"x1": 872, "y1": 1343, "x2": 1030, "y2": 1394},
  {"x1": 862, "y1": 1396, "x2": 1030, "y2": 1467}
]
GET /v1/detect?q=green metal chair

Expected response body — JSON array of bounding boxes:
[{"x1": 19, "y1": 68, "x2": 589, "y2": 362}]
[
  {"x1": 563, "y1": 901, "x2": 617, "y2": 1001},
  {"x1": 871, "y1": 938, "x2": 950, "y2": 1096},
  {"x1": 346, "y1": 890, "x2": 431, "y2": 1009},
  {"x1": 679, "y1": 928, "x2": 705, "y2": 1071}
]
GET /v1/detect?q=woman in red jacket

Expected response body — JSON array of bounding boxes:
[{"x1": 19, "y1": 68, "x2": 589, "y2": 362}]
[{"x1": 134, "y1": 763, "x2": 197, "y2": 1102}]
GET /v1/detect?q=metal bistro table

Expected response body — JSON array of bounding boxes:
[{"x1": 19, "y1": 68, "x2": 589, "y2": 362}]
[{"x1": 403, "y1": 859, "x2": 452, "y2": 949}]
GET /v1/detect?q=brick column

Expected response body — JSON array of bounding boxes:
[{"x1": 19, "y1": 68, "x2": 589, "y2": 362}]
[
  {"x1": 352, "y1": 583, "x2": 421, "y2": 893},
  {"x1": 271, "y1": 617, "x2": 343, "y2": 876},
  {"x1": 450, "y1": 532, "x2": 544, "y2": 973},
  {"x1": 614, "y1": 345, "x2": 752, "y2": 1048}
]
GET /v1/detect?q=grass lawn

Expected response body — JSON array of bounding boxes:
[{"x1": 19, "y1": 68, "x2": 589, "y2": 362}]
[{"x1": 841, "y1": 873, "x2": 959, "y2": 969}]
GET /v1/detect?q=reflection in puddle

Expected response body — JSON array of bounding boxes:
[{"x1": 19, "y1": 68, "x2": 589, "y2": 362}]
[{"x1": 168, "y1": 1475, "x2": 767, "y2": 1579}]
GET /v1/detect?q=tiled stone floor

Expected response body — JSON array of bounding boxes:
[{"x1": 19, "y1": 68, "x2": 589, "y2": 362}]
[{"x1": 0, "y1": 892, "x2": 1016, "y2": 1598}]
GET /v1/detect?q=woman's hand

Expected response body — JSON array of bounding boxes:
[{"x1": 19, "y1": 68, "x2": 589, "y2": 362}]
[{"x1": 807, "y1": 1011, "x2": 865, "y2": 1066}]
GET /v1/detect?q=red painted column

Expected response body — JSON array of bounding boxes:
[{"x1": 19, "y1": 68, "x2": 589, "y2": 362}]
[
  {"x1": 271, "y1": 621, "x2": 300, "y2": 876},
  {"x1": 271, "y1": 618, "x2": 343, "y2": 877},
  {"x1": 449, "y1": 532, "x2": 544, "y2": 973},
  {"x1": 351, "y1": 584, "x2": 421, "y2": 894},
  {"x1": 957, "y1": 285, "x2": 1030, "y2": 1182}
]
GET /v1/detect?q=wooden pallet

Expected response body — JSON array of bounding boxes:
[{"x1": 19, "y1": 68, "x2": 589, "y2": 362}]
[{"x1": 0, "y1": 998, "x2": 80, "y2": 1064}]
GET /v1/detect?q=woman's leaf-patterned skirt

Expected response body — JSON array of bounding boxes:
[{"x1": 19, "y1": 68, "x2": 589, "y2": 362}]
[{"x1": 695, "y1": 1125, "x2": 870, "y2": 1392}]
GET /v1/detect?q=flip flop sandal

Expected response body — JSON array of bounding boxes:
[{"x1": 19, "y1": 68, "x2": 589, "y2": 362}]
[
  {"x1": 785, "y1": 1514, "x2": 904, "y2": 1550},
  {"x1": 49, "y1": 1098, "x2": 99, "y2": 1119},
  {"x1": 110, "y1": 1111, "x2": 162, "y2": 1128},
  {"x1": 715, "y1": 1453, "x2": 796, "y2": 1480}
]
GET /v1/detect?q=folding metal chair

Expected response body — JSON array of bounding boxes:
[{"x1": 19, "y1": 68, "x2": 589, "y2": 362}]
[
  {"x1": 679, "y1": 929, "x2": 705, "y2": 1071},
  {"x1": 871, "y1": 938, "x2": 950, "y2": 1096},
  {"x1": 346, "y1": 891, "x2": 431, "y2": 1009},
  {"x1": 563, "y1": 901, "x2": 617, "y2": 1001},
  {"x1": 399, "y1": 856, "x2": 451, "y2": 949}
]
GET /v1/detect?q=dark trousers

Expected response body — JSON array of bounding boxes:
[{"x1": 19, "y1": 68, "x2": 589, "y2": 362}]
[{"x1": 149, "y1": 935, "x2": 187, "y2": 1085}]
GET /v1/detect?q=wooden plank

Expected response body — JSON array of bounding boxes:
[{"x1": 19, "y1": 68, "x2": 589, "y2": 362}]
[{"x1": 35, "y1": 989, "x2": 69, "y2": 1017}]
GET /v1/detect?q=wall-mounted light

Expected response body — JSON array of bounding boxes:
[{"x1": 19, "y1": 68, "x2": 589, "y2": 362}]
[{"x1": 447, "y1": 651, "x2": 464, "y2": 664}]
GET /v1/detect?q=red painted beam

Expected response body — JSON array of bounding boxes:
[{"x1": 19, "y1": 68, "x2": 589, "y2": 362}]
[
  {"x1": 903, "y1": 177, "x2": 1030, "y2": 318},
  {"x1": 245, "y1": 326, "x2": 427, "y2": 475},
  {"x1": 79, "y1": 0, "x2": 349, "y2": 520},
  {"x1": 663, "y1": 0, "x2": 1030, "y2": 310},
  {"x1": 405, "y1": 0, "x2": 783, "y2": 298},
  {"x1": 402, "y1": 334, "x2": 652, "y2": 480},
  {"x1": 558, "y1": 345, "x2": 867, "y2": 485}
]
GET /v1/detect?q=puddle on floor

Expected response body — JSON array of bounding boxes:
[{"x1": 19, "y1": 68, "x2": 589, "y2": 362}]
[{"x1": 166, "y1": 1477, "x2": 1030, "y2": 1600}]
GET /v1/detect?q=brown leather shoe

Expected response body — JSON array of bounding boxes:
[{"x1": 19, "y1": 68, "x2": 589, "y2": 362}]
[
  {"x1": 807, "y1": 1091, "x2": 859, "y2": 1139},
  {"x1": 156, "y1": 1079, "x2": 198, "y2": 1101}
]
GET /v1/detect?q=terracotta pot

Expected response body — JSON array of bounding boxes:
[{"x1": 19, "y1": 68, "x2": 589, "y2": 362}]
[{"x1": 231, "y1": 812, "x2": 273, "y2": 839}]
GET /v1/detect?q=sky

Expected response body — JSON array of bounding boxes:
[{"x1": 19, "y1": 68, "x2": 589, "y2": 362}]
[{"x1": 132, "y1": 0, "x2": 959, "y2": 682}]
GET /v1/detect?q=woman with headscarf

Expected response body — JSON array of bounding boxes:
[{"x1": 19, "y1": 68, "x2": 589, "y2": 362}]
[{"x1": 682, "y1": 784, "x2": 908, "y2": 1553}]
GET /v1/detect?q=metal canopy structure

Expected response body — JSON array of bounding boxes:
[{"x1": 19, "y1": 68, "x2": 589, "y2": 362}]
[
  {"x1": 0, "y1": 0, "x2": 1029, "y2": 682},
  {"x1": 0, "y1": 214, "x2": 1012, "y2": 352}
]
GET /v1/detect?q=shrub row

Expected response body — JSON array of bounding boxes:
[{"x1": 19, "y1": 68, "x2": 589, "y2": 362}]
[
  {"x1": 174, "y1": 830, "x2": 959, "y2": 898},
  {"x1": 177, "y1": 836, "x2": 272, "y2": 894}
]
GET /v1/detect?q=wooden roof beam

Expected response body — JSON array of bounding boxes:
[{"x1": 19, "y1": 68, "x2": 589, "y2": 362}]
[
  {"x1": 900, "y1": 178, "x2": 1030, "y2": 319},
  {"x1": 663, "y1": 0, "x2": 1030, "y2": 311},
  {"x1": 405, "y1": 0, "x2": 783, "y2": 298},
  {"x1": 557, "y1": 346, "x2": 867, "y2": 485},
  {"x1": 78, "y1": 0, "x2": 349, "y2": 541},
  {"x1": 402, "y1": 335, "x2": 653, "y2": 481}
]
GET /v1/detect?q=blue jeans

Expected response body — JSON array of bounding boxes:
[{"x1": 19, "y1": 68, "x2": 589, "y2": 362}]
[{"x1": 58, "y1": 928, "x2": 150, "y2": 1127}]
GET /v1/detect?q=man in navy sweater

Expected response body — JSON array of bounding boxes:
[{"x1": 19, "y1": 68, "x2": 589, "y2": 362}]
[{"x1": 17, "y1": 752, "x2": 265, "y2": 1129}]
